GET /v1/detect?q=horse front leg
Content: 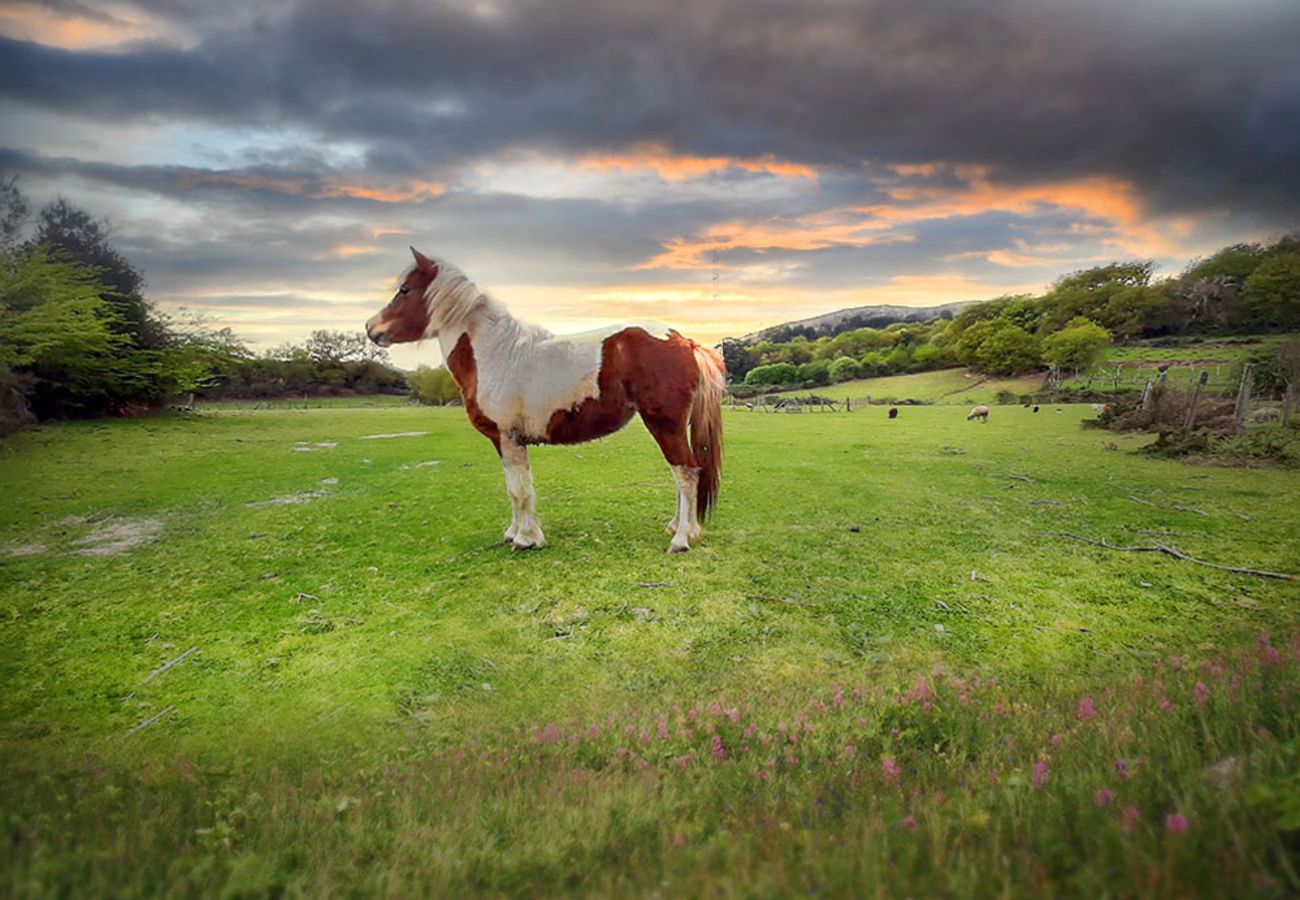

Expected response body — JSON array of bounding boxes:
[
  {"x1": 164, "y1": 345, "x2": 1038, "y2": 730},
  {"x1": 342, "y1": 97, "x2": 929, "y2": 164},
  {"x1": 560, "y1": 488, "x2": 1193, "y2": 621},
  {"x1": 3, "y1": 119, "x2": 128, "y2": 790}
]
[{"x1": 500, "y1": 440, "x2": 544, "y2": 550}]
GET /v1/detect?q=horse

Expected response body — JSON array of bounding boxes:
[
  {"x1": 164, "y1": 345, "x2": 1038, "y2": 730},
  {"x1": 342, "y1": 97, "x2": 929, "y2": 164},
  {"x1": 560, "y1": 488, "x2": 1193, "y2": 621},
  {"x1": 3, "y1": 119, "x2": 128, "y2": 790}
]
[
  {"x1": 365, "y1": 248, "x2": 725, "y2": 553},
  {"x1": 967, "y1": 405, "x2": 990, "y2": 422}
]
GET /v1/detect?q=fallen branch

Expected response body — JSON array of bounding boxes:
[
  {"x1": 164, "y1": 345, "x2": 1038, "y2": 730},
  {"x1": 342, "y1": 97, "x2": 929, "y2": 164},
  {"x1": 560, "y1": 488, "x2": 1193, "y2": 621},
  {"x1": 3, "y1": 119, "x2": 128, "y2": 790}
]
[
  {"x1": 1040, "y1": 531, "x2": 1298, "y2": 581},
  {"x1": 141, "y1": 646, "x2": 198, "y2": 684},
  {"x1": 1128, "y1": 495, "x2": 1158, "y2": 508},
  {"x1": 126, "y1": 705, "x2": 176, "y2": 736}
]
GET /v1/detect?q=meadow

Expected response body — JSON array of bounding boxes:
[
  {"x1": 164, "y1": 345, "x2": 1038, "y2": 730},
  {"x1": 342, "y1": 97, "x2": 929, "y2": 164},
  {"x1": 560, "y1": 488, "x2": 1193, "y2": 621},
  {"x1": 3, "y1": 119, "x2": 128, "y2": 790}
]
[
  {"x1": 2, "y1": 403, "x2": 1299, "y2": 896},
  {"x1": 765, "y1": 368, "x2": 1046, "y2": 405}
]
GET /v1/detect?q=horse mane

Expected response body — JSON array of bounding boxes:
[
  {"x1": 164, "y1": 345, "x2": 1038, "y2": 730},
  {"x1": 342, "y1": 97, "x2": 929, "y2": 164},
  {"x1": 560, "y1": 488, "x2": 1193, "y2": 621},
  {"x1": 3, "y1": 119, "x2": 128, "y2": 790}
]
[
  {"x1": 420, "y1": 257, "x2": 553, "y2": 345},
  {"x1": 417, "y1": 258, "x2": 503, "y2": 335}
]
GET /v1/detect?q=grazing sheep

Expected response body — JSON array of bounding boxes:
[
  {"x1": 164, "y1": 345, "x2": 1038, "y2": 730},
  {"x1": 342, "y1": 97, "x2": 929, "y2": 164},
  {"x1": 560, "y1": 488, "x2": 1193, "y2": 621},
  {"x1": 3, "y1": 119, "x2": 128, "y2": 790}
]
[
  {"x1": 967, "y1": 405, "x2": 990, "y2": 422},
  {"x1": 888, "y1": 407, "x2": 899, "y2": 419},
  {"x1": 1252, "y1": 407, "x2": 1281, "y2": 423}
]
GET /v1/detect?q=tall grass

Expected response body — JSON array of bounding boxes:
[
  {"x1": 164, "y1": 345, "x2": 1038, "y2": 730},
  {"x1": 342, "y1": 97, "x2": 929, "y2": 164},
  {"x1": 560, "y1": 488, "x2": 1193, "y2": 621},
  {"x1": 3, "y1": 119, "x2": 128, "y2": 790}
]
[{"x1": 4, "y1": 631, "x2": 1296, "y2": 897}]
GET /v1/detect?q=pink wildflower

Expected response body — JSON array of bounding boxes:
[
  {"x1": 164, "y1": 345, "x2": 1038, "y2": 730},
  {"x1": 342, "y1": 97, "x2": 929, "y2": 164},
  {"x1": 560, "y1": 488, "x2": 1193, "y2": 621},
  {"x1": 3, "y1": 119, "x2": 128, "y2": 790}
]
[
  {"x1": 657, "y1": 719, "x2": 670, "y2": 740},
  {"x1": 1194, "y1": 681, "x2": 1209, "y2": 706},
  {"x1": 784, "y1": 754, "x2": 798, "y2": 767},
  {"x1": 1050, "y1": 733, "x2": 1063, "y2": 749},
  {"x1": 708, "y1": 702, "x2": 723, "y2": 717},
  {"x1": 832, "y1": 685, "x2": 845, "y2": 708},
  {"x1": 537, "y1": 723, "x2": 558, "y2": 744},
  {"x1": 687, "y1": 707, "x2": 698, "y2": 723},
  {"x1": 1159, "y1": 697, "x2": 1172, "y2": 712},
  {"x1": 899, "y1": 815, "x2": 918, "y2": 831},
  {"x1": 1119, "y1": 805, "x2": 1141, "y2": 832},
  {"x1": 1165, "y1": 813, "x2": 1189, "y2": 834},
  {"x1": 842, "y1": 744, "x2": 856, "y2": 759},
  {"x1": 587, "y1": 723, "x2": 600, "y2": 739},
  {"x1": 727, "y1": 707, "x2": 741, "y2": 724},
  {"x1": 1094, "y1": 789, "x2": 1115, "y2": 807},
  {"x1": 1077, "y1": 696, "x2": 1097, "y2": 722},
  {"x1": 673, "y1": 753, "x2": 692, "y2": 770},
  {"x1": 1115, "y1": 759, "x2": 1132, "y2": 779},
  {"x1": 1265, "y1": 647, "x2": 1282, "y2": 665},
  {"x1": 1032, "y1": 760, "x2": 1049, "y2": 790},
  {"x1": 711, "y1": 735, "x2": 725, "y2": 760},
  {"x1": 882, "y1": 758, "x2": 901, "y2": 783}
]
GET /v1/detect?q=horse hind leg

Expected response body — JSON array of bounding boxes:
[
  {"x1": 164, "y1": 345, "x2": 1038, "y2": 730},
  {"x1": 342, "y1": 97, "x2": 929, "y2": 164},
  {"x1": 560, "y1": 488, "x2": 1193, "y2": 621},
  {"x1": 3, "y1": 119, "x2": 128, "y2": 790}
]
[{"x1": 643, "y1": 416, "x2": 700, "y2": 553}]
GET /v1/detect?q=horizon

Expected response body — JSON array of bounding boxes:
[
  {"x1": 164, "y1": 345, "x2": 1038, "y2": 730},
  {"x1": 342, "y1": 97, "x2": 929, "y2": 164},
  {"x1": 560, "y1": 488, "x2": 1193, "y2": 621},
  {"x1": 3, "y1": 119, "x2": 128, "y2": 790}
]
[{"x1": 3, "y1": 0, "x2": 1299, "y2": 369}]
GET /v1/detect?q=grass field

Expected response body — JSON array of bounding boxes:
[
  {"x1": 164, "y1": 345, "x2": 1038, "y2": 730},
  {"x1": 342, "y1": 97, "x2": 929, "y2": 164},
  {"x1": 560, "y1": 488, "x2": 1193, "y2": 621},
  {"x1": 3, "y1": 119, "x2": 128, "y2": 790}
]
[
  {"x1": 3, "y1": 405, "x2": 1299, "y2": 896},
  {"x1": 766, "y1": 368, "x2": 1047, "y2": 404}
]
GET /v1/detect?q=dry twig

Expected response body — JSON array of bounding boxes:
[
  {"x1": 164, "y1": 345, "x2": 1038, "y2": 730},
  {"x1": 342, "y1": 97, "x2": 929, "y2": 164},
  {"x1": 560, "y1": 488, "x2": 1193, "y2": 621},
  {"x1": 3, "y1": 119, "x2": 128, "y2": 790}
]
[
  {"x1": 140, "y1": 647, "x2": 198, "y2": 684},
  {"x1": 1040, "y1": 531, "x2": 1298, "y2": 581}
]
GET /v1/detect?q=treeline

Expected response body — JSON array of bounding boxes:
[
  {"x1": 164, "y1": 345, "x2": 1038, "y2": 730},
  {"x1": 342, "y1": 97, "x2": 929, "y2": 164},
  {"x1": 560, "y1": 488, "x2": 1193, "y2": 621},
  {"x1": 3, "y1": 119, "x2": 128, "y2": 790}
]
[
  {"x1": 723, "y1": 235, "x2": 1300, "y2": 386},
  {"x1": 198, "y1": 330, "x2": 406, "y2": 401},
  {"x1": 0, "y1": 179, "x2": 406, "y2": 433}
]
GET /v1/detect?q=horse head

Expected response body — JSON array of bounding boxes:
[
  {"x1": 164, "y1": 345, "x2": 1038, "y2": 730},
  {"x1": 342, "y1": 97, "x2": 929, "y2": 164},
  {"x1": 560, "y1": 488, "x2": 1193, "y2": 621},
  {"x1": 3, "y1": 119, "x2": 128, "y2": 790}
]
[{"x1": 365, "y1": 247, "x2": 440, "y2": 346}]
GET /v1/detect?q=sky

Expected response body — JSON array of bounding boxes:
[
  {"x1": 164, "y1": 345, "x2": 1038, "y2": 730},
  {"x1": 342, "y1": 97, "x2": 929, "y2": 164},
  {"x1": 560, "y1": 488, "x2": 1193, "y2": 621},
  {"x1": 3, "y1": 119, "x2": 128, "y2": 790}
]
[{"x1": 2, "y1": 0, "x2": 1298, "y2": 369}]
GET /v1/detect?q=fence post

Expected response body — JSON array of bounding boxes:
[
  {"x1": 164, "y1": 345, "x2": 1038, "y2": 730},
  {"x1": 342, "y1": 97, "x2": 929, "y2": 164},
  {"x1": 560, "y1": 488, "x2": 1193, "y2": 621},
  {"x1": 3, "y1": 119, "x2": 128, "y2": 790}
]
[
  {"x1": 1232, "y1": 363, "x2": 1254, "y2": 431},
  {"x1": 1283, "y1": 383, "x2": 1297, "y2": 427},
  {"x1": 1183, "y1": 370, "x2": 1208, "y2": 430}
]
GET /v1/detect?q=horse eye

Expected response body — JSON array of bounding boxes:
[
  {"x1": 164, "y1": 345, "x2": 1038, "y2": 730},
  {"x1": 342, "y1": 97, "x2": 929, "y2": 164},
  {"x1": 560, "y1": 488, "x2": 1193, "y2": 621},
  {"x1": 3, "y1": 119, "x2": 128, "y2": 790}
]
[{"x1": 398, "y1": 286, "x2": 410, "y2": 295}]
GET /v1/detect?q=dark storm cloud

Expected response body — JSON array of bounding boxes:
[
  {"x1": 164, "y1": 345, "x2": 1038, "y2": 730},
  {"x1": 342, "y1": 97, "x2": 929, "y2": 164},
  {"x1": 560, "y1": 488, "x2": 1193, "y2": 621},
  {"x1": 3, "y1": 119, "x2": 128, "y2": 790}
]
[{"x1": 4, "y1": 0, "x2": 1299, "y2": 222}]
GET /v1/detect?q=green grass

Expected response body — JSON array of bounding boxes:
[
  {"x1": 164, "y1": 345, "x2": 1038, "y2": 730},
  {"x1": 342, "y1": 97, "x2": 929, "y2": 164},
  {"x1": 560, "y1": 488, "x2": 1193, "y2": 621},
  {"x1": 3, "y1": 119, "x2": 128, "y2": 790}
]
[
  {"x1": 766, "y1": 368, "x2": 1047, "y2": 404},
  {"x1": 2, "y1": 405, "x2": 1299, "y2": 896}
]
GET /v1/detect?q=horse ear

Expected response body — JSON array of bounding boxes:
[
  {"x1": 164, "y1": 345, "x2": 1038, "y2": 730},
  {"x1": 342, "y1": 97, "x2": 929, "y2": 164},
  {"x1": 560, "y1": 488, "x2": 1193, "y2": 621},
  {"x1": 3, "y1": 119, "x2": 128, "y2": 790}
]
[{"x1": 410, "y1": 246, "x2": 435, "y2": 274}]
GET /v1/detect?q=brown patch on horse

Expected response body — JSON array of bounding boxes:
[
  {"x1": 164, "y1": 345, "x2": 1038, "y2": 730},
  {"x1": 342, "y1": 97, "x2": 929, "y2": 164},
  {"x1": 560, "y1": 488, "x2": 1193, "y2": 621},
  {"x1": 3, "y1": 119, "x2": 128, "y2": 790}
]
[
  {"x1": 544, "y1": 328, "x2": 699, "y2": 448},
  {"x1": 366, "y1": 251, "x2": 439, "y2": 344},
  {"x1": 446, "y1": 333, "x2": 502, "y2": 452}
]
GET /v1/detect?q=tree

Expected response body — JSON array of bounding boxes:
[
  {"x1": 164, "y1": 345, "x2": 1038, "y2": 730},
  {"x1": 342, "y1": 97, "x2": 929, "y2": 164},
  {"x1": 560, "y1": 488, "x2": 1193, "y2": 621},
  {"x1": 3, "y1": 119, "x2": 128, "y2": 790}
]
[
  {"x1": 1240, "y1": 253, "x2": 1300, "y2": 331},
  {"x1": 32, "y1": 198, "x2": 165, "y2": 348},
  {"x1": 0, "y1": 244, "x2": 127, "y2": 418},
  {"x1": 0, "y1": 175, "x2": 27, "y2": 252},
  {"x1": 408, "y1": 366, "x2": 460, "y2": 405},
  {"x1": 828, "y1": 356, "x2": 861, "y2": 382},
  {"x1": 744, "y1": 363, "x2": 799, "y2": 386},
  {"x1": 718, "y1": 338, "x2": 751, "y2": 381},
  {"x1": 974, "y1": 322, "x2": 1041, "y2": 374},
  {"x1": 1041, "y1": 317, "x2": 1111, "y2": 374}
]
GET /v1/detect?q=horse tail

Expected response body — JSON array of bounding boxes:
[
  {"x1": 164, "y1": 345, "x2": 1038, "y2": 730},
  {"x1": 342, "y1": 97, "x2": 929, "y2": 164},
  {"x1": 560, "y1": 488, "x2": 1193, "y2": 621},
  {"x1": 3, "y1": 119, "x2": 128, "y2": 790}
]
[{"x1": 689, "y1": 343, "x2": 725, "y2": 520}]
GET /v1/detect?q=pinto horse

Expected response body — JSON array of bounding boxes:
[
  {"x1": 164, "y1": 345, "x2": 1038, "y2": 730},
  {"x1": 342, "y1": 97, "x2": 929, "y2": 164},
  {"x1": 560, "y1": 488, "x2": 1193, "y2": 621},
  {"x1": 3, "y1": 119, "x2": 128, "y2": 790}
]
[{"x1": 366, "y1": 248, "x2": 725, "y2": 553}]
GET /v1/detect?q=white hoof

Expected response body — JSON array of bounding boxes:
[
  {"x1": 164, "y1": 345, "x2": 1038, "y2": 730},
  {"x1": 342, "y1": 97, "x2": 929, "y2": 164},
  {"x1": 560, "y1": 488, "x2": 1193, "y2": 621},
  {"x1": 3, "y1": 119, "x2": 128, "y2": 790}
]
[
  {"x1": 668, "y1": 539, "x2": 691, "y2": 554},
  {"x1": 511, "y1": 523, "x2": 544, "y2": 550}
]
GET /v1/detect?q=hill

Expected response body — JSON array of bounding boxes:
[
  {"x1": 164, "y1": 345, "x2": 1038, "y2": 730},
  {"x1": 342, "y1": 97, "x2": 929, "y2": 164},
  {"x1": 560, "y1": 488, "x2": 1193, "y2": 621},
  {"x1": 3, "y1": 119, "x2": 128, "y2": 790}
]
[{"x1": 740, "y1": 300, "x2": 973, "y2": 342}]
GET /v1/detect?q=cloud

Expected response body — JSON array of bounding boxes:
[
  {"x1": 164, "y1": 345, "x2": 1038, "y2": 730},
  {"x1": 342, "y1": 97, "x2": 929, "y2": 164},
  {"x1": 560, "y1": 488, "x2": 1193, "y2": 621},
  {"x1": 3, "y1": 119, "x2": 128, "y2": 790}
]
[{"x1": 1, "y1": 0, "x2": 1297, "y2": 350}]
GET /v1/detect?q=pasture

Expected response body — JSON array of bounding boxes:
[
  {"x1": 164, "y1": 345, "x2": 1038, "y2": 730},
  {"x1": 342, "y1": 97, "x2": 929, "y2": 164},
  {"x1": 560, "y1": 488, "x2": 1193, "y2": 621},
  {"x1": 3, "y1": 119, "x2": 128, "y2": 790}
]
[
  {"x1": 766, "y1": 368, "x2": 1047, "y2": 404},
  {"x1": 2, "y1": 403, "x2": 1299, "y2": 896}
]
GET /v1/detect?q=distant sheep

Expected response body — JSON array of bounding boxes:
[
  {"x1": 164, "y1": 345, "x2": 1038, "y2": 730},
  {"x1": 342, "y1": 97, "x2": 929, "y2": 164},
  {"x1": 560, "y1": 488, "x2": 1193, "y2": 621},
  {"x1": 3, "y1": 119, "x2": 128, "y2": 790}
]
[
  {"x1": 967, "y1": 405, "x2": 990, "y2": 422},
  {"x1": 1252, "y1": 407, "x2": 1281, "y2": 423},
  {"x1": 888, "y1": 407, "x2": 899, "y2": 419}
]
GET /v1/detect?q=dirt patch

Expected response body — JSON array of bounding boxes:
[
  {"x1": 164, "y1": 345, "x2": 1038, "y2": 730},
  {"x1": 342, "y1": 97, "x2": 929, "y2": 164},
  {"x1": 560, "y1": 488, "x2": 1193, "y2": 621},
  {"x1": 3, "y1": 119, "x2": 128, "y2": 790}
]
[
  {"x1": 244, "y1": 491, "x2": 331, "y2": 508},
  {"x1": 359, "y1": 431, "x2": 429, "y2": 440},
  {"x1": 7, "y1": 543, "x2": 47, "y2": 557},
  {"x1": 72, "y1": 518, "x2": 163, "y2": 557}
]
